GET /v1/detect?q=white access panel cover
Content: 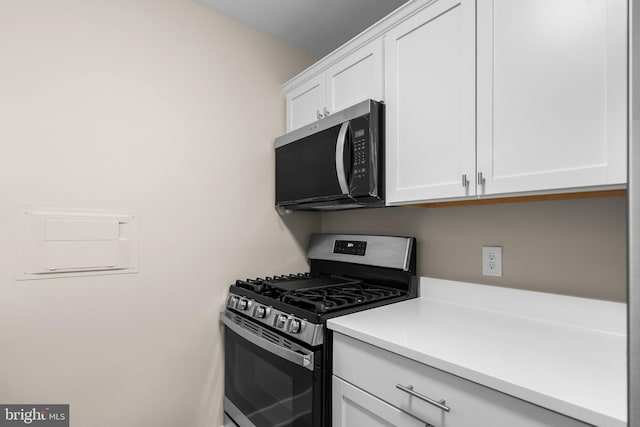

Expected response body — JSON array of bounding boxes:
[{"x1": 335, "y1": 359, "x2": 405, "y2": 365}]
[{"x1": 17, "y1": 208, "x2": 139, "y2": 280}]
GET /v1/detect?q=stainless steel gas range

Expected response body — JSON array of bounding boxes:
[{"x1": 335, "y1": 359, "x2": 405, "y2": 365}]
[{"x1": 220, "y1": 234, "x2": 418, "y2": 427}]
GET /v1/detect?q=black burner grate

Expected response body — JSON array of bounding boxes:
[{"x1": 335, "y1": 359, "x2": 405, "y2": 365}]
[
  {"x1": 232, "y1": 273, "x2": 406, "y2": 315},
  {"x1": 282, "y1": 283, "x2": 403, "y2": 313}
]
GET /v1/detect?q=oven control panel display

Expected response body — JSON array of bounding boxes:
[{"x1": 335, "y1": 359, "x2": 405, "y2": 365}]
[{"x1": 334, "y1": 240, "x2": 367, "y2": 256}]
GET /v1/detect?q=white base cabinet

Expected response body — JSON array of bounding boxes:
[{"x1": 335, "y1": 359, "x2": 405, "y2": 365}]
[
  {"x1": 332, "y1": 333, "x2": 589, "y2": 427},
  {"x1": 333, "y1": 377, "x2": 426, "y2": 427}
]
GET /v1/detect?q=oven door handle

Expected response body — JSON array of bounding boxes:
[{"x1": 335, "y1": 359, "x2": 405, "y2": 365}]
[{"x1": 220, "y1": 313, "x2": 315, "y2": 371}]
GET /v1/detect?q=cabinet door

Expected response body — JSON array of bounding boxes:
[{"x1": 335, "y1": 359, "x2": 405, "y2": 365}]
[
  {"x1": 477, "y1": 0, "x2": 627, "y2": 196},
  {"x1": 285, "y1": 73, "x2": 326, "y2": 132},
  {"x1": 385, "y1": 0, "x2": 476, "y2": 204},
  {"x1": 326, "y1": 38, "x2": 384, "y2": 115},
  {"x1": 332, "y1": 376, "x2": 427, "y2": 427}
]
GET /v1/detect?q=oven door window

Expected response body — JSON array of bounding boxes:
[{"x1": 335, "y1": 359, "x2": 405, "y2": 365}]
[{"x1": 224, "y1": 326, "x2": 318, "y2": 427}]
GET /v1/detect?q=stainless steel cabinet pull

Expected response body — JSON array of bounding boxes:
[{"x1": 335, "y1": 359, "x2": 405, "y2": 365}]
[
  {"x1": 316, "y1": 110, "x2": 323, "y2": 119},
  {"x1": 324, "y1": 107, "x2": 330, "y2": 117},
  {"x1": 462, "y1": 174, "x2": 469, "y2": 187},
  {"x1": 396, "y1": 384, "x2": 451, "y2": 412},
  {"x1": 477, "y1": 171, "x2": 486, "y2": 186}
]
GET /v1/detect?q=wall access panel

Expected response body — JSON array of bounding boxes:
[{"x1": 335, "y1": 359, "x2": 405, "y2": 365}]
[{"x1": 17, "y1": 207, "x2": 139, "y2": 280}]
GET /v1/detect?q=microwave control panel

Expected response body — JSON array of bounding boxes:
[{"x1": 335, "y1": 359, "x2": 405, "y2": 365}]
[
  {"x1": 352, "y1": 129, "x2": 368, "y2": 181},
  {"x1": 350, "y1": 114, "x2": 373, "y2": 194}
]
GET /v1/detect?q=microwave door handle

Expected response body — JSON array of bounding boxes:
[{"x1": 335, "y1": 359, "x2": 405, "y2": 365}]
[{"x1": 335, "y1": 122, "x2": 350, "y2": 194}]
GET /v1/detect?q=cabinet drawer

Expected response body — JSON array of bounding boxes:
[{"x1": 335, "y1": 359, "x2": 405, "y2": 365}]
[
  {"x1": 333, "y1": 333, "x2": 589, "y2": 427},
  {"x1": 333, "y1": 376, "x2": 425, "y2": 427}
]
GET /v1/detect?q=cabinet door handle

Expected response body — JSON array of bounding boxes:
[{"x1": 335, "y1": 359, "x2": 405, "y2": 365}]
[
  {"x1": 462, "y1": 174, "x2": 469, "y2": 187},
  {"x1": 316, "y1": 110, "x2": 323, "y2": 119},
  {"x1": 477, "y1": 172, "x2": 486, "y2": 186},
  {"x1": 396, "y1": 384, "x2": 451, "y2": 412},
  {"x1": 324, "y1": 107, "x2": 330, "y2": 117}
]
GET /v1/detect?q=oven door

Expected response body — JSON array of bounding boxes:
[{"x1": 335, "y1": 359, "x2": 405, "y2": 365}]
[{"x1": 221, "y1": 312, "x2": 323, "y2": 427}]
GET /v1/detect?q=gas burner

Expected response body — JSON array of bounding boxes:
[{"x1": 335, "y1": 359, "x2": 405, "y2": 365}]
[
  {"x1": 282, "y1": 283, "x2": 404, "y2": 314},
  {"x1": 234, "y1": 278, "x2": 265, "y2": 293},
  {"x1": 231, "y1": 273, "x2": 406, "y2": 316},
  {"x1": 234, "y1": 272, "x2": 353, "y2": 294}
]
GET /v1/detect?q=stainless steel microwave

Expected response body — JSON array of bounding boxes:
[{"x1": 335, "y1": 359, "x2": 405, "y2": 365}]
[{"x1": 275, "y1": 99, "x2": 384, "y2": 211}]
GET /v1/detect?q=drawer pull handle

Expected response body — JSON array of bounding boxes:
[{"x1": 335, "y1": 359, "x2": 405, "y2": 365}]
[{"x1": 396, "y1": 384, "x2": 451, "y2": 412}]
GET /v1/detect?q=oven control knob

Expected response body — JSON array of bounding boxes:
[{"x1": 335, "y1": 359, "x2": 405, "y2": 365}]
[
  {"x1": 289, "y1": 319, "x2": 302, "y2": 334},
  {"x1": 276, "y1": 314, "x2": 288, "y2": 329},
  {"x1": 237, "y1": 299, "x2": 249, "y2": 311},
  {"x1": 228, "y1": 296, "x2": 238, "y2": 308},
  {"x1": 254, "y1": 306, "x2": 267, "y2": 319}
]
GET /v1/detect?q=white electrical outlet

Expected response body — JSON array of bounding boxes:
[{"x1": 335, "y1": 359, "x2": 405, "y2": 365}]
[{"x1": 482, "y1": 246, "x2": 503, "y2": 277}]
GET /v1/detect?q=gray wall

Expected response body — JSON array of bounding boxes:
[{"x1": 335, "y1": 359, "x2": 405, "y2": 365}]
[{"x1": 321, "y1": 196, "x2": 627, "y2": 302}]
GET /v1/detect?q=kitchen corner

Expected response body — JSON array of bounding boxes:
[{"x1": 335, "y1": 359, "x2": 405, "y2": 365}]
[{"x1": 1, "y1": 0, "x2": 636, "y2": 426}]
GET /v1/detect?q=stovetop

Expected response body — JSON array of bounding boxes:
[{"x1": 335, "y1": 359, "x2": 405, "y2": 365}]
[
  {"x1": 233, "y1": 273, "x2": 405, "y2": 315},
  {"x1": 223, "y1": 234, "x2": 417, "y2": 347},
  {"x1": 225, "y1": 272, "x2": 412, "y2": 347}
]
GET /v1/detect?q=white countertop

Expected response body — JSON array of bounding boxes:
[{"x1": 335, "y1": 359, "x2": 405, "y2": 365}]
[{"x1": 327, "y1": 278, "x2": 627, "y2": 427}]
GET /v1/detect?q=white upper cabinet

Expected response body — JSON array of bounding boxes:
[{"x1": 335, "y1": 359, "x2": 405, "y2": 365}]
[
  {"x1": 476, "y1": 0, "x2": 627, "y2": 196},
  {"x1": 282, "y1": 0, "x2": 628, "y2": 204},
  {"x1": 284, "y1": 39, "x2": 384, "y2": 132},
  {"x1": 285, "y1": 73, "x2": 326, "y2": 133},
  {"x1": 385, "y1": 0, "x2": 476, "y2": 204},
  {"x1": 326, "y1": 38, "x2": 384, "y2": 116}
]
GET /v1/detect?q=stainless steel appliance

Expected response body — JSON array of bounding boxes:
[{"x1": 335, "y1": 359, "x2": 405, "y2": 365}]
[
  {"x1": 221, "y1": 234, "x2": 417, "y2": 427},
  {"x1": 275, "y1": 100, "x2": 384, "y2": 211}
]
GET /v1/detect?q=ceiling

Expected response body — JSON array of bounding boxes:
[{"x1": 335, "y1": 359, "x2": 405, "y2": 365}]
[{"x1": 194, "y1": 0, "x2": 409, "y2": 57}]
